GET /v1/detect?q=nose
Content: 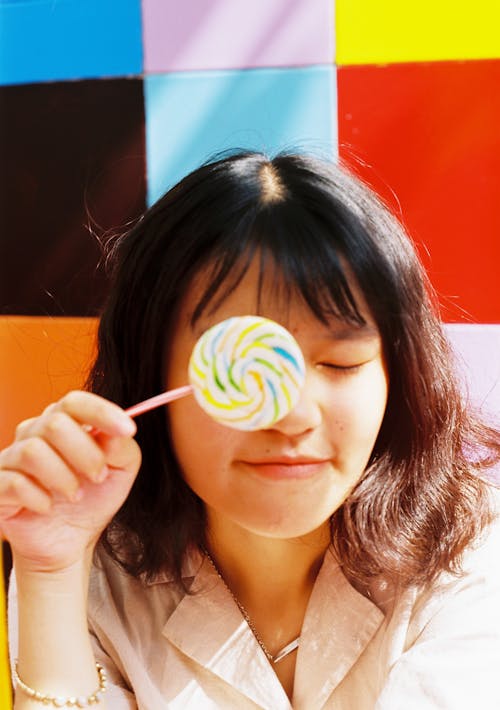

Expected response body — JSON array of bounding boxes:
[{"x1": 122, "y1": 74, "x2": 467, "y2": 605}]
[{"x1": 268, "y1": 371, "x2": 322, "y2": 437}]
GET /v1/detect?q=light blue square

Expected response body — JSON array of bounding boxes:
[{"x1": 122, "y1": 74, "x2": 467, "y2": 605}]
[
  {"x1": 145, "y1": 66, "x2": 336, "y2": 205},
  {"x1": 0, "y1": 0, "x2": 142, "y2": 85}
]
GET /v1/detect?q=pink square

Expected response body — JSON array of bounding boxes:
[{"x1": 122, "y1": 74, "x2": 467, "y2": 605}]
[{"x1": 142, "y1": 0, "x2": 334, "y2": 72}]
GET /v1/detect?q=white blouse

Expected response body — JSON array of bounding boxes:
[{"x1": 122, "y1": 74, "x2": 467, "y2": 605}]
[{"x1": 9, "y1": 493, "x2": 500, "y2": 709}]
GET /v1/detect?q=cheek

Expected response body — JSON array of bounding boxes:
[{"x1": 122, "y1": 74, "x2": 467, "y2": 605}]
[
  {"x1": 167, "y1": 396, "x2": 238, "y2": 476},
  {"x1": 330, "y1": 365, "x2": 388, "y2": 450}
]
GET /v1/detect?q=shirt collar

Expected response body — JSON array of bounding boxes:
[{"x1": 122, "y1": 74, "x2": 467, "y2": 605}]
[
  {"x1": 293, "y1": 547, "x2": 385, "y2": 709},
  {"x1": 142, "y1": 546, "x2": 204, "y2": 586},
  {"x1": 162, "y1": 554, "x2": 292, "y2": 709},
  {"x1": 161, "y1": 547, "x2": 385, "y2": 709}
]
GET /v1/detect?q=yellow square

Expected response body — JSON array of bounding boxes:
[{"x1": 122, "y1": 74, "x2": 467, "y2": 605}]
[
  {"x1": 335, "y1": 0, "x2": 500, "y2": 65},
  {"x1": 0, "y1": 546, "x2": 12, "y2": 709}
]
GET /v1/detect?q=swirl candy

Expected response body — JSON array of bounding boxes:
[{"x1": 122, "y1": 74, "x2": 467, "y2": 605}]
[
  {"x1": 188, "y1": 315, "x2": 306, "y2": 430},
  {"x1": 123, "y1": 316, "x2": 306, "y2": 429}
]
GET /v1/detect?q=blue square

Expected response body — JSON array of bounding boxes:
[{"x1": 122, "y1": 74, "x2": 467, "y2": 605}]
[
  {"x1": 145, "y1": 66, "x2": 336, "y2": 205},
  {"x1": 0, "y1": 0, "x2": 142, "y2": 85}
]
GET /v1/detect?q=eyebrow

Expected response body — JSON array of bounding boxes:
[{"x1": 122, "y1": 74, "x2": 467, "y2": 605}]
[{"x1": 322, "y1": 323, "x2": 380, "y2": 342}]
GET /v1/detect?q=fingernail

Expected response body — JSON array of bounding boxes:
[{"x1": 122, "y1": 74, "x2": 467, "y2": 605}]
[
  {"x1": 118, "y1": 417, "x2": 136, "y2": 436},
  {"x1": 96, "y1": 466, "x2": 108, "y2": 483},
  {"x1": 71, "y1": 487, "x2": 84, "y2": 502}
]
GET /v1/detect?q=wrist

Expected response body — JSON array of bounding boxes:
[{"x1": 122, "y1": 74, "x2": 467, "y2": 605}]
[
  {"x1": 14, "y1": 548, "x2": 100, "y2": 705},
  {"x1": 13, "y1": 546, "x2": 94, "y2": 581}
]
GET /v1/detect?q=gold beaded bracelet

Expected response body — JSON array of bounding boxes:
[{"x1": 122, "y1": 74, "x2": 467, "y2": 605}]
[{"x1": 13, "y1": 660, "x2": 107, "y2": 707}]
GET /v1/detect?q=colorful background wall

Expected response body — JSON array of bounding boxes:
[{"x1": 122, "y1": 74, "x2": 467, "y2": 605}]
[{"x1": 1, "y1": 0, "x2": 500, "y2": 697}]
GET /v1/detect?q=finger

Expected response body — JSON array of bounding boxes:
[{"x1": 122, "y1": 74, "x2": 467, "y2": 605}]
[
  {"x1": 26, "y1": 411, "x2": 110, "y2": 485},
  {"x1": 15, "y1": 417, "x2": 38, "y2": 441},
  {"x1": 0, "y1": 470, "x2": 52, "y2": 517},
  {"x1": 57, "y1": 391, "x2": 136, "y2": 437},
  {"x1": 94, "y1": 433, "x2": 142, "y2": 477},
  {"x1": 14, "y1": 403, "x2": 59, "y2": 442},
  {"x1": 0, "y1": 438, "x2": 82, "y2": 502}
]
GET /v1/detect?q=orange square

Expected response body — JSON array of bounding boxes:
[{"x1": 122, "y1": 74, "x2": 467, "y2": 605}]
[{"x1": 0, "y1": 317, "x2": 98, "y2": 449}]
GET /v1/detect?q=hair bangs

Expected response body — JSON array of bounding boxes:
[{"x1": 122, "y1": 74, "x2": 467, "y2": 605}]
[{"x1": 189, "y1": 204, "x2": 366, "y2": 330}]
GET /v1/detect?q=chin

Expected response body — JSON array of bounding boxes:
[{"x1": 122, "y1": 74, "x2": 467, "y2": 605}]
[{"x1": 239, "y1": 512, "x2": 332, "y2": 541}]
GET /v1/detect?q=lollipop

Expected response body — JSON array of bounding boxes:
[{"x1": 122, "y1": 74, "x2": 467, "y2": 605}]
[
  {"x1": 125, "y1": 315, "x2": 305, "y2": 430},
  {"x1": 188, "y1": 316, "x2": 305, "y2": 430}
]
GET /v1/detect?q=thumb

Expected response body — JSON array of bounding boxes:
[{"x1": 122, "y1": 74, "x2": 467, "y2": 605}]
[{"x1": 94, "y1": 433, "x2": 142, "y2": 476}]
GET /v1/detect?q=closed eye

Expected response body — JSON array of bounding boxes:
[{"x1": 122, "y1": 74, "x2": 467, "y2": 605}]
[{"x1": 318, "y1": 363, "x2": 363, "y2": 374}]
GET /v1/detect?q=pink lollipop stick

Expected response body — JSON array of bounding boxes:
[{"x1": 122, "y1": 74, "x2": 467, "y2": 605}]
[
  {"x1": 86, "y1": 386, "x2": 193, "y2": 436},
  {"x1": 125, "y1": 385, "x2": 194, "y2": 418}
]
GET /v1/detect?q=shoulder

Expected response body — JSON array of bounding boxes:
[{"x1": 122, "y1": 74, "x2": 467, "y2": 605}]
[
  {"x1": 405, "y1": 484, "x2": 500, "y2": 635},
  {"x1": 368, "y1": 487, "x2": 500, "y2": 708},
  {"x1": 368, "y1": 485, "x2": 500, "y2": 643},
  {"x1": 88, "y1": 545, "x2": 204, "y2": 628},
  {"x1": 452, "y1": 482, "x2": 500, "y2": 581}
]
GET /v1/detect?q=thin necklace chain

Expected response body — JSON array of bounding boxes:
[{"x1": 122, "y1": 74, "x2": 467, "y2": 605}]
[{"x1": 203, "y1": 549, "x2": 300, "y2": 664}]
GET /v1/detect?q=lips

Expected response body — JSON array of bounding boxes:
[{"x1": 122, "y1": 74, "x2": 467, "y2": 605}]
[{"x1": 240, "y1": 456, "x2": 331, "y2": 480}]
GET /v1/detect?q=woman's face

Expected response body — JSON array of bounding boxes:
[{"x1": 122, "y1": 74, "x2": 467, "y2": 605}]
[{"x1": 166, "y1": 260, "x2": 389, "y2": 541}]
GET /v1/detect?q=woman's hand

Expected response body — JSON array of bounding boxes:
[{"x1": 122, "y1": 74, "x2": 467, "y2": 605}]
[{"x1": 0, "y1": 391, "x2": 141, "y2": 573}]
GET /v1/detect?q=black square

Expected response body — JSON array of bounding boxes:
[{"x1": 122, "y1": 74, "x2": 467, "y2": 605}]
[{"x1": 0, "y1": 78, "x2": 146, "y2": 316}]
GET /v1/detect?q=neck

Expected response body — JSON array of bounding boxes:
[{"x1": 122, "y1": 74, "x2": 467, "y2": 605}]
[{"x1": 205, "y1": 511, "x2": 331, "y2": 611}]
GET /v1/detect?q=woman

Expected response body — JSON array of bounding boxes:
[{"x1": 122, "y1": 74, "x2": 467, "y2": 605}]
[{"x1": 4, "y1": 151, "x2": 500, "y2": 708}]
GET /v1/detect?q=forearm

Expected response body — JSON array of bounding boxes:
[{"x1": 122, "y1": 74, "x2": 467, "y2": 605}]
[{"x1": 13, "y1": 553, "x2": 108, "y2": 709}]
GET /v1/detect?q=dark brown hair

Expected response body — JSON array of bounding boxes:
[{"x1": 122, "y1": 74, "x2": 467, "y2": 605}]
[{"x1": 87, "y1": 150, "x2": 499, "y2": 590}]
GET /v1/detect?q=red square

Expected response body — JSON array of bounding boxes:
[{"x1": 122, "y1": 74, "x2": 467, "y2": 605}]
[{"x1": 338, "y1": 60, "x2": 500, "y2": 323}]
